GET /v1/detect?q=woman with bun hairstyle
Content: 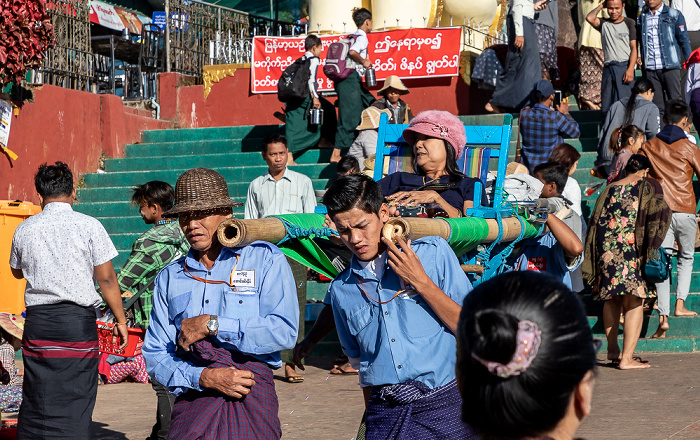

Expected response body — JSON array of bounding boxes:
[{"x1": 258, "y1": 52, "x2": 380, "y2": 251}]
[
  {"x1": 583, "y1": 154, "x2": 671, "y2": 368},
  {"x1": 606, "y1": 125, "x2": 644, "y2": 183},
  {"x1": 456, "y1": 271, "x2": 596, "y2": 440},
  {"x1": 593, "y1": 78, "x2": 659, "y2": 178}
]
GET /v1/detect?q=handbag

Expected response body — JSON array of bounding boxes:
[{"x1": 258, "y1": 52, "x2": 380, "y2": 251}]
[{"x1": 643, "y1": 247, "x2": 672, "y2": 284}]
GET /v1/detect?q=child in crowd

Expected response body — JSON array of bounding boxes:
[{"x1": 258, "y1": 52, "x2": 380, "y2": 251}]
[
  {"x1": 511, "y1": 163, "x2": 584, "y2": 288},
  {"x1": 586, "y1": 0, "x2": 637, "y2": 114},
  {"x1": 347, "y1": 107, "x2": 391, "y2": 167},
  {"x1": 284, "y1": 34, "x2": 336, "y2": 165},
  {"x1": 607, "y1": 125, "x2": 644, "y2": 183},
  {"x1": 0, "y1": 313, "x2": 23, "y2": 413},
  {"x1": 336, "y1": 155, "x2": 360, "y2": 176},
  {"x1": 371, "y1": 75, "x2": 414, "y2": 124},
  {"x1": 331, "y1": 7, "x2": 376, "y2": 163}
]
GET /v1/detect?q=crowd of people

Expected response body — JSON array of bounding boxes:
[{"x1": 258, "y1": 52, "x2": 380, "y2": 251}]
[{"x1": 1, "y1": 3, "x2": 700, "y2": 440}]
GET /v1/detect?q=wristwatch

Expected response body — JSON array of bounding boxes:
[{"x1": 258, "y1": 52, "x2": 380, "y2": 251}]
[{"x1": 206, "y1": 315, "x2": 219, "y2": 336}]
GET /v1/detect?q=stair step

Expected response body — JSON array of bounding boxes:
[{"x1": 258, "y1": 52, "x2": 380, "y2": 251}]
[
  {"x1": 83, "y1": 166, "x2": 335, "y2": 189},
  {"x1": 596, "y1": 336, "x2": 700, "y2": 353},
  {"x1": 73, "y1": 197, "x2": 247, "y2": 217},
  {"x1": 588, "y1": 314, "x2": 700, "y2": 338},
  {"x1": 583, "y1": 293, "x2": 700, "y2": 316},
  {"x1": 141, "y1": 125, "x2": 282, "y2": 143},
  {"x1": 127, "y1": 138, "x2": 266, "y2": 157},
  {"x1": 106, "y1": 150, "x2": 336, "y2": 172}
]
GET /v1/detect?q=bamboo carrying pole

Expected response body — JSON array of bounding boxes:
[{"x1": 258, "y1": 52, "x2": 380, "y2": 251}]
[
  {"x1": 217, "y1": 217, "x2": 289, "y2": 248},
  {"x1": 382, "y1": 217, "x2": 531, "y2": 244},
  {"x1": 382, "y1": 217, "x2": 451, "y2": 243}
]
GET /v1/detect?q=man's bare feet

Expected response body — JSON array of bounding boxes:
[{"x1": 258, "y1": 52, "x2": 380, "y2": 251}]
[
  {"x1": 286, "y1": 156, "x2": 298, "y2": 166},
  {"x1": 618, "y1": 358, "x2": 651, "y2": 370},
  {"x1": 284, "y1": 363, "x2": 303, "y2": 383},
  {"x1": 330, "y1": 148, "x2": 342, "y2": 163},
  {"x1": 607, "y1": 350, "x2": 621, "y2": 363},
  {"x1": 674, "y1": 300, "x2": 697, "y2": 316},
  {"x1": 651, "y1": 315, "x2": 669, "y2": 339}
]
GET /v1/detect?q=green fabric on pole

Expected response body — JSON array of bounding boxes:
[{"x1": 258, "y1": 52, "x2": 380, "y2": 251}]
[
  {"x1": 445, "y1": 216, "x2": 542, "y2": 256},
  {"x1": 272, "y1": 214, "x2": 340, "y2": 279}
]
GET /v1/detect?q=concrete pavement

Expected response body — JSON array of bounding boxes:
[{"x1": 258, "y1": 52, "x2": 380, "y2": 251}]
[{"x1": 9, "y1": 353, "x2": 700, "y2": 439}]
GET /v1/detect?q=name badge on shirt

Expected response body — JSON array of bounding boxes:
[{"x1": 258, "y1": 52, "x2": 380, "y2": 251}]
[{"x1": 231, "y1": 270, "x2": 256, "y2": 289}]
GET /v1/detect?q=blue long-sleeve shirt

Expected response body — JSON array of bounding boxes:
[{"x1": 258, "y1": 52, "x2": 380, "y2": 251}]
[
  {"x1": 326, "y1": 236, "x2": 472, "y2": 389},
  {"x1": 143, "y1": 242, "x2": 299, "y2": 395}
]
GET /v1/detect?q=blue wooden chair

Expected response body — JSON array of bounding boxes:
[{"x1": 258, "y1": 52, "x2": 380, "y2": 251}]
[{"x1": 372, "y1": 113, "x2": 514, "y2": 218}]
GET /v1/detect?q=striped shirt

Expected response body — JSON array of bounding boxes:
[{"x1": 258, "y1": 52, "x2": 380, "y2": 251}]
[
  {"x1": 645, "y1": 7, "x2": 664, "y2": 70},
  {"x1": 244, "y1": 167, "x2": 317, "y2": 219}
]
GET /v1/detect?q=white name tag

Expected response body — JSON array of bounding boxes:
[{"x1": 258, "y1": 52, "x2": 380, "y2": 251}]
[{"x1": 231, "y1": 270, "x2": 255, "y2": 289}]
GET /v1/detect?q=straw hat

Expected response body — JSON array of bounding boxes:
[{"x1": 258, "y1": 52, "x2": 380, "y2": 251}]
[
  {"x1": 163, "y1": 168, "x2": 242, "y2": 217},
  {"x1": 0, "y1": 313, "x2": 24, "y2": 341},
  {"x1": 356, "y1": 107, "x2": 392, "y2": 131},
  {"x1": 378, "y1": 75, "x2": 410, "y2": 96}
]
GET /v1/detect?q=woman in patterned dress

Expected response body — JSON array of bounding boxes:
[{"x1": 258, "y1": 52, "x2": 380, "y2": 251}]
[{"x1": 583, "y1": 155, "x2": 671, "y2": 369}]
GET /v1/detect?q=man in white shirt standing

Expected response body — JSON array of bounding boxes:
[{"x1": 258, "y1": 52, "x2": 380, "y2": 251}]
[
  {"x1": 244, "y1": 133, "x2": 316, "y2": 383},
  {"x1": 10, "y1": 162, "x2": 128, "y2": 440}
]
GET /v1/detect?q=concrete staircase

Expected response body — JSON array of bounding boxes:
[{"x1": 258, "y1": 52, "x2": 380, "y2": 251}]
[{"x1": 73, "y1": 110, "x2": 700, "y2": 355}]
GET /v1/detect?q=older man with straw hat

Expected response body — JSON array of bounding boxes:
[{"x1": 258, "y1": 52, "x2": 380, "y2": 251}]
[
  {"x1": 143, "y1": 168, "x2": 299, "y2": 438},
  {"x1": 371, "y1": 75, "x2": 414, "y2": 124}
]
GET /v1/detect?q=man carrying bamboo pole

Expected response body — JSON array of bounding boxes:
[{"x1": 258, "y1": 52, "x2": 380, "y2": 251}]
[
  {"x1": 319, "y1": 173, "x2": 477, "y2": 439},
  {"x1": 142, "y1": 168, "x2": 299, "y2": 438}
]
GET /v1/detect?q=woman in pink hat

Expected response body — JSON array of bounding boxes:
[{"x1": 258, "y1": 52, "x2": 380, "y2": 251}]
[{"x1": 377, "y1": 110, "x2": 486, "y2": 218}]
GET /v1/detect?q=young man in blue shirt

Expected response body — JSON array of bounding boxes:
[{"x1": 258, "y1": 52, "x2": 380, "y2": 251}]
[
  {"x1": 143, "y1": 168, "x2": 299, "y2": 438},
  {"x1": 513, "y1": 163, "x2": 584, "y2": 289},
  {"x1": 321, "y1": 174, "x2": 476, "y2": 439}
]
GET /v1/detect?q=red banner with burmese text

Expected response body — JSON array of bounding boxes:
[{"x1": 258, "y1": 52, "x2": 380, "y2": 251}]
[{"x1": 251, "y1": 27, "x2": 462, "y2": 94}]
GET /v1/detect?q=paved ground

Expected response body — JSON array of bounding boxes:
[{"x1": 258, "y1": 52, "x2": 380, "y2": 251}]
[{"x1": 6, "y1": 353, "x2": 700, "y2": 439}]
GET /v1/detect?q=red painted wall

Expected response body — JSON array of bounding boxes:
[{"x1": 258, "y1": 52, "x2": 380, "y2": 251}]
[
  {"x1": 159, "y1": 68, "x2": 487, "y2": 129},
  {"x1": 0, "y1": 84, "x2": 171, "y2": 204}
]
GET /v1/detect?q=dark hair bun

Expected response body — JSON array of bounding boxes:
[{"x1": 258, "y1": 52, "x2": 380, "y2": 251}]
[{"x1": 469, "y1": 309, "x2": 519, "y2": 365}]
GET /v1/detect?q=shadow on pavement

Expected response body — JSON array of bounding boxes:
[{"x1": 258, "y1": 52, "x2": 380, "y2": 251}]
[{"x1": 92, "y1": 421, "x2": 129, "y2": 440}]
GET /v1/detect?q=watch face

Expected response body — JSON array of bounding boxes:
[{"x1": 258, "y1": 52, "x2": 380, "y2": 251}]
[{"x1": 207, "y1": 320, "x2": 219, "y2": 332}]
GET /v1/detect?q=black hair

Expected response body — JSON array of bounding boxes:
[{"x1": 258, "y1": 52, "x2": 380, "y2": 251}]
[
  {"x1": 664, "y1": 99, "x2": 692, "y2": 125},
  {"x1": 130, "y1": 181, "x2": 175, "y2": 211},
  {"x1": 352, "y1": 7, "x2": 372, "y2": 28},
  {"x1": 412, "y1": 140, "x2": 466, "y2": 184},
  {"x1": 548, "y1": 143, "x2": 581, "y2": 174},
  {"x1": 609, "y1": 124, "x2": 644, "y2": 154},
  {"x1": 533, "y1": 162, "x2": 568, "y2": 194},
  {"x1": 624, "y1": 153, "x2": 652, "y2": 173},
  {"x1": 305, "y1": 34, "x2": 322, "y2": 51},
  {"x1": 261, "y1": 133, "x2": 288, "y2": 154},
  {"x1": 531, "y1": 88, "x2": 550, "y2": 104},
  {"x1": 34, "y1": 161, "x2": 74, "y2": 199},
  {"x1": 336, "y1": 155, "x2": 360, "y2": 176},
  {"x1": 622, "y1": 78, "x2": 654, "y2": 126},
  {"x1": 456, "y1": 271, "x2": 596, "y2": 439},
  {"x1": 323, "y1": 173, "x2": 383, "y2": 217}
]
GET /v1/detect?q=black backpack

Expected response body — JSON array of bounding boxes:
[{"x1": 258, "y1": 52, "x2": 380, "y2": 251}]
[{"x1": 277, "y1": 56, "x2": 314, "y2": 103}]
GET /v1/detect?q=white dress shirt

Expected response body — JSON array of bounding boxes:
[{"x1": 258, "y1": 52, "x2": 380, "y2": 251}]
[
  {"x1": 350, "y1": 29, "x2": 370, "y2": 75},
  {"x1": 244, "y1": 167, "x2": 317, "y2": 219}
]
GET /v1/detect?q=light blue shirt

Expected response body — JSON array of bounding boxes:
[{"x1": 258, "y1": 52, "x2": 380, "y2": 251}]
[
  {"x1": 326, "y1": 236, "x2": 472, "y2": 389},
  {"x1": 143, "y1": 242, "x2": 299, "y2": 395}
]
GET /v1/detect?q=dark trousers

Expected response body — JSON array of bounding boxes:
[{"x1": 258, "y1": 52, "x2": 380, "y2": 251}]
[
  {"x1": 148, "y1": 378, "x2": 176, "y2": 440},
  {"x1": 643, "y1": 68, "x2": 682, "y2": 123},
  {"x1": 334, "y1": 71, "x2": 375, "y2": 149},
  {"x1": 280, "y1": 257, "x2": 307, "y2": 366}
]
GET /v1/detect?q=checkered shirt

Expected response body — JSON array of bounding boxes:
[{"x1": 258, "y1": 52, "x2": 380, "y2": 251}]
[
  {"x1": 117, "y1": 220, "x2": 189, "y2": 328},
  {"x1": 645, "y1": 10, "x2": 663, "y2": 70},
  {"x1": 519, "y1": 103, "x2": 581, "y2": 171},
  {"x1": 0, "y1": 340, "x2": 21, "y2": 387}
]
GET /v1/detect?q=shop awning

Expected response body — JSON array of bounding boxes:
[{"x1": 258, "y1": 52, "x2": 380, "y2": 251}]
[{"x1": 90, "y1": 0, "x2": 152, "y2": 33}]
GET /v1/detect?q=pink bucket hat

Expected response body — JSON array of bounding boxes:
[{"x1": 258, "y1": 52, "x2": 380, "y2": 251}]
[{"x1": 401, "y1": 110, "x2": 467, "y2": 160}]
